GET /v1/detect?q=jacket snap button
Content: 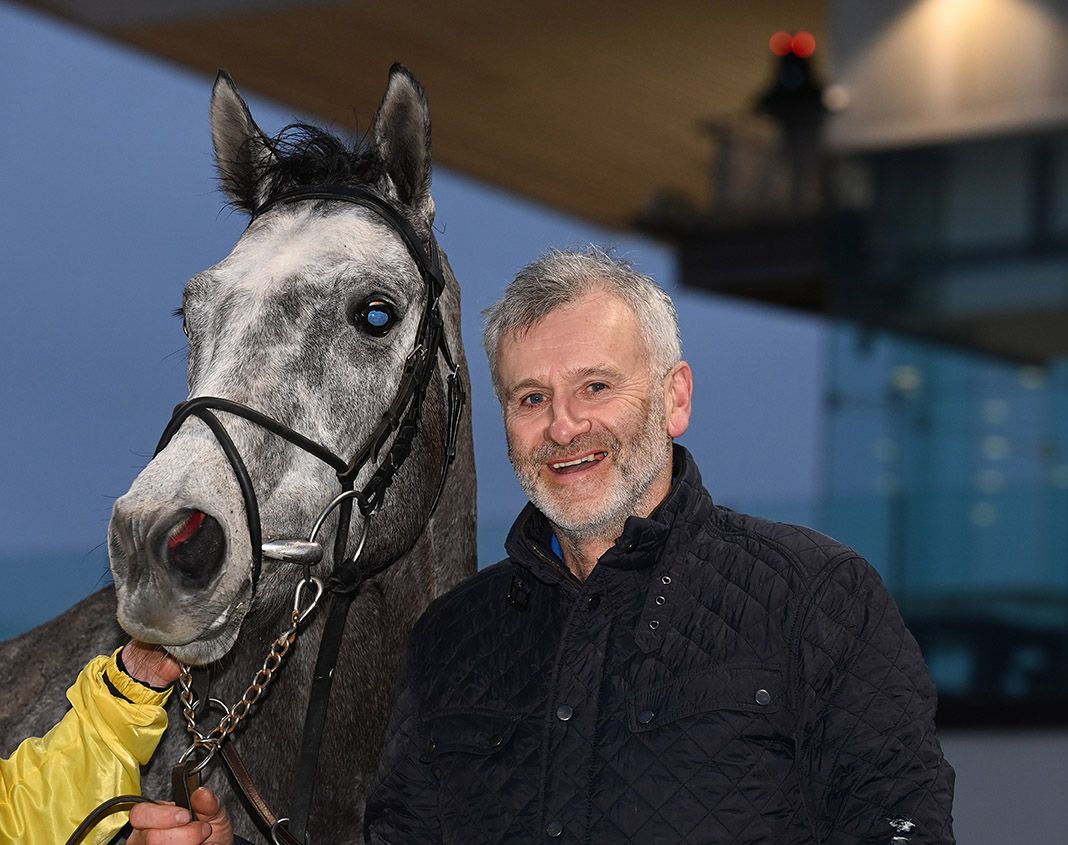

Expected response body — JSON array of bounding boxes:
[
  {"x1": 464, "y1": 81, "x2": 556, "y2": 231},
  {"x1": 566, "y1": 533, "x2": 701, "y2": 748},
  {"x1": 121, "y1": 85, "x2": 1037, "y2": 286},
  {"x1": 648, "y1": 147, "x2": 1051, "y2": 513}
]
[
  {"x1": 655, "y1": 595, "x2": 666, "y2": 606},
  {"x1": 586, "y1": 594, "x2": 601, "y2": 610},
  {"x1": 488, "y1": 734, "x2": 504, "y2": 747},
  {"x1": 546, "y1": 820, "x2": 563, "y2": 837},
  {"x1": 556, "y1": 704, "x2": 574, "y2": 721},
  {"x1": 755, "y1": 688, "x2": 771, "y2": 706},
  {"x1": 661, "y1": 575, "x2": 671, "y2": 585},
  {"x1": 426, "y1": 739, "x2": 436, "y2": 754},
  {"x1": 637, "y1": 709, "x2": 655, "y2": 725},
  {"x1": 648, "y1": 619, "x2": 660, "y2": 630}
]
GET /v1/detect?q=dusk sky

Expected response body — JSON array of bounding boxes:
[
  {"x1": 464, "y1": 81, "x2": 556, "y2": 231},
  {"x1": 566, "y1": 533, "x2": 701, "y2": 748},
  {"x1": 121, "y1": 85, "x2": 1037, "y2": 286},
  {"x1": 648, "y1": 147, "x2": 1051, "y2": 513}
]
[{"x1": 0, "y1": 1, "x2": 827, "y2": 637}]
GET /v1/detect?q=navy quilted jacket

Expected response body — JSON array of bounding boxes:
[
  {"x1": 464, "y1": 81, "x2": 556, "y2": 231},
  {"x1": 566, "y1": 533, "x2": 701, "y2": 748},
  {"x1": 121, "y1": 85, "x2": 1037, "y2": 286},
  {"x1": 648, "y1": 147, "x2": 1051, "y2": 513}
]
[{"x1": 365, "y1": 446, "x2": 954, "y2": 844}]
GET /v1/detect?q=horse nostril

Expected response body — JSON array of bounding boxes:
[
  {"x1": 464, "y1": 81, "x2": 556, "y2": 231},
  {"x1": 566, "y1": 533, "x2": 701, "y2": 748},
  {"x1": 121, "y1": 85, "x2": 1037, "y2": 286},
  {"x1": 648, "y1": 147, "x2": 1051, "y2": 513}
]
[{"x1": 166, "y1": 510, "x2": 226, "y2": 587}]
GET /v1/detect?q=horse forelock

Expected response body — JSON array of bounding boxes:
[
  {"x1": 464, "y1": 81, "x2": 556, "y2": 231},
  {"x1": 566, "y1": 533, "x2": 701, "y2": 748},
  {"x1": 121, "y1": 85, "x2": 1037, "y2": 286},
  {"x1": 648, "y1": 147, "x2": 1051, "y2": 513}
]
[{"x1": 245, "y1": 122, "x2": 389, "y2": 215}]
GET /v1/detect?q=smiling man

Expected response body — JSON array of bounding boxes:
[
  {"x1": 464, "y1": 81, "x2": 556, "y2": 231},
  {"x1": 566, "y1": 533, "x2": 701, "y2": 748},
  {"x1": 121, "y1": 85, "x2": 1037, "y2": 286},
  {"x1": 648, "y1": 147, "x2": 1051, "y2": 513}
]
[
  {"x1": 497, "y1": 282, "x2": 691, "y2": 580},
  {"x1": 365, "y1": 248, "x2": 955, "y2": 844}
]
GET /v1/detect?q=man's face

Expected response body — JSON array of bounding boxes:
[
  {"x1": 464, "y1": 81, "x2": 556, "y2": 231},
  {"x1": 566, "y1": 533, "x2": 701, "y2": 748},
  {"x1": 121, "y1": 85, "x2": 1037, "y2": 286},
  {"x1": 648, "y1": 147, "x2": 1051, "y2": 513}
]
[{"x1": 496, "y1": 288, "x2": 689, "y2": 539}]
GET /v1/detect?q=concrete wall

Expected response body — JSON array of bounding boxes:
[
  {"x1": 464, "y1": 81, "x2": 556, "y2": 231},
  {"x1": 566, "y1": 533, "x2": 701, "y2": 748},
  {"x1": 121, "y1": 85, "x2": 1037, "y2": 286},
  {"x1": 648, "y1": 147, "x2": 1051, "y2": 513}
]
[
  {"x1": 940, "y1": 729, "x2": 1068, "y2": 842},
  {"x1": 829, "y1": 0, "x2": 1068, "y2": 150}
]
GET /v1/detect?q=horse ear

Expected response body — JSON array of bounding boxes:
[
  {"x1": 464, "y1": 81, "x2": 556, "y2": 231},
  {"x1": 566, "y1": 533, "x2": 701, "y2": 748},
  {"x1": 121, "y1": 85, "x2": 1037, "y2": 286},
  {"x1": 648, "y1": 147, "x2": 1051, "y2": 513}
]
[
  {"x1": 371, "y1": 64, "x2": 435, "y2": 224},
  {"x1": 210, "y1": 71, "x2": 276, "y2": 214}
]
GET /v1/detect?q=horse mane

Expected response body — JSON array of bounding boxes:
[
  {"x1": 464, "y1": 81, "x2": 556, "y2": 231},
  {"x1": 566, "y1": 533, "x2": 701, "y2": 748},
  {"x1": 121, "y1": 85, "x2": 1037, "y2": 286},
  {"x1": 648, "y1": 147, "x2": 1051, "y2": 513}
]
[{"x1": 250, "y1": 123, "x2": 386, "y2": 210}]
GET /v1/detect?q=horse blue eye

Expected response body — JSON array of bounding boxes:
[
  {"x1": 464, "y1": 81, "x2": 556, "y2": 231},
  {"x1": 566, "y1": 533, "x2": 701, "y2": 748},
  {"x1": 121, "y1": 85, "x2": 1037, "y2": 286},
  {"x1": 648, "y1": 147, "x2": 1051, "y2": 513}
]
[
  {"x1": 366, "y1": 308, "x2": 390, "y2": 328},
  {"x1": 353, "y1": 299, "x2": 397, "y2": 336}
]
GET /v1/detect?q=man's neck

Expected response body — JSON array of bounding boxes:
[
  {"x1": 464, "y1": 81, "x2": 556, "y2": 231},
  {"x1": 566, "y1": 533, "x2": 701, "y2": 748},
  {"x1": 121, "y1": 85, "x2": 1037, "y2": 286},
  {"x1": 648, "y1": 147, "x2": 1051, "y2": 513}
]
[
  {"x1": 555, "y1": 531, "x2": 618, "y2": 581},
  {"x1": 551, "y1": 458, "x2": 676, "y2": 581}
]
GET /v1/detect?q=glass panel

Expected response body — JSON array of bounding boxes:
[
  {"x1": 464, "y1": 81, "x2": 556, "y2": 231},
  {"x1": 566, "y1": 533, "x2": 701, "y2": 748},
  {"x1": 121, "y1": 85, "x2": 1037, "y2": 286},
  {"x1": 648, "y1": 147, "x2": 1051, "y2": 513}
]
[{"x1": 823, "y1": 324, "x2": 1068, "y2": 706}]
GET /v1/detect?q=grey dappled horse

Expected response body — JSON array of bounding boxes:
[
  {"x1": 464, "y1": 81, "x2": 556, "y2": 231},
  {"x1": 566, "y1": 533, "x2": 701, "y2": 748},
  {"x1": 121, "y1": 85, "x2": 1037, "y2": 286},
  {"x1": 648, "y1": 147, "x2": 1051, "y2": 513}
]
[{"x1": 0, "y1": 67, "x2": 475, "y2": 843}]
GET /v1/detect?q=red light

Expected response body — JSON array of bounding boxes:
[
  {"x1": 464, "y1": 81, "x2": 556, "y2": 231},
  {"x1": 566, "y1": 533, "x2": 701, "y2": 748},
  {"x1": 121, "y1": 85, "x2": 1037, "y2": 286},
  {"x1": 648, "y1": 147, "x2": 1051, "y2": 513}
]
[
  {"x1": 791, "y1": 31, "x2": 816, "y2": 58},
  {"x1": 769, "y1": 31, "x2": 793, "y2": 57}
]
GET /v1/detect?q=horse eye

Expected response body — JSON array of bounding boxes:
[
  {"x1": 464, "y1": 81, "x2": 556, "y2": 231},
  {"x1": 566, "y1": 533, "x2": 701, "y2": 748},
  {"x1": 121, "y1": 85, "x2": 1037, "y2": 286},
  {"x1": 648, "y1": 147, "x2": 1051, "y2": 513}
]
[
  {"x1": 175, "y1": 306, "x2": 190, "y2": 339},
  {"x1": 353, "y1": 299, "x2": 398, "y2": 337}
]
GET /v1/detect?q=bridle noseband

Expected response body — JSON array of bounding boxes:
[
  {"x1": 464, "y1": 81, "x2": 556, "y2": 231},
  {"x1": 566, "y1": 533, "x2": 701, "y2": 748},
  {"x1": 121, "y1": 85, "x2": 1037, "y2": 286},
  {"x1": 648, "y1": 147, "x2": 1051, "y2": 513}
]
[{"x1": 154, "y1": 184, "x2": 466, "y2": 844}]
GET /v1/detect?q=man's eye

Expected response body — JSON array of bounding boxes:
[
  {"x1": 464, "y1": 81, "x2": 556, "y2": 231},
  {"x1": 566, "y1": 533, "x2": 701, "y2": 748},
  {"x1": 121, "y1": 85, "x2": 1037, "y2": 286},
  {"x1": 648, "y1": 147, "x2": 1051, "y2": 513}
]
[
  {"x1": 588, "y1": 382, "x2": 608, "y2": 393},
  {"x1": 521, "y1": 393, "x2": 547, "y2": 407}
]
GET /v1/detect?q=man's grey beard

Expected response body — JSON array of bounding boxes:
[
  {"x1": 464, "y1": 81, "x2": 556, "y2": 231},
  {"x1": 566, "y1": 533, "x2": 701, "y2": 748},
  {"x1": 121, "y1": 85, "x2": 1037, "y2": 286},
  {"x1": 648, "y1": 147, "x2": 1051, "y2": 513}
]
[{"x1": 508, "y1": 397, "x2": 672, "y2": 542}]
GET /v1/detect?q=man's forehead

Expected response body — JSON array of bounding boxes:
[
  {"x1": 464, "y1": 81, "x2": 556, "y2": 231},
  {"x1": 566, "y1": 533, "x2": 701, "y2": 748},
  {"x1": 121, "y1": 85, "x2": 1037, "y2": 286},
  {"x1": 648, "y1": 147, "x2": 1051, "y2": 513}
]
[{"x1": 502, "y1": 287, "x2": 637, "y2": 344}]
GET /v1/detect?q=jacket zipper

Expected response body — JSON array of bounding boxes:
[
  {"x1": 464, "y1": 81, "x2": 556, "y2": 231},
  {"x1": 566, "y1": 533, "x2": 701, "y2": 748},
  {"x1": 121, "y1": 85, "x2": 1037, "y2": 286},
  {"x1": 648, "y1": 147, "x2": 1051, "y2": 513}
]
[{"x1": 530, "y1": 541, "x2": 583, "y2": 596}]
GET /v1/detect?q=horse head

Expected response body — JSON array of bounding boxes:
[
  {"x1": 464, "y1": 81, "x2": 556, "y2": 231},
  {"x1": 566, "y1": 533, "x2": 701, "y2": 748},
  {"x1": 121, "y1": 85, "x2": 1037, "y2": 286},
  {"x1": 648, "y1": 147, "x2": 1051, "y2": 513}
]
[{"x1": 108, "y1": 67, "x2": 471, "y2": 666}]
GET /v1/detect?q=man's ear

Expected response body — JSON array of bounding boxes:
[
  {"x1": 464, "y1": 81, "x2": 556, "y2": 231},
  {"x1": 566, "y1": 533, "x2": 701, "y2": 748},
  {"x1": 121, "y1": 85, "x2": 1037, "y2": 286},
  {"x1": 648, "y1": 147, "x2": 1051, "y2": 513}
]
[{"x1": 664, "y1": 362, "x2": 693, "y2": 439}]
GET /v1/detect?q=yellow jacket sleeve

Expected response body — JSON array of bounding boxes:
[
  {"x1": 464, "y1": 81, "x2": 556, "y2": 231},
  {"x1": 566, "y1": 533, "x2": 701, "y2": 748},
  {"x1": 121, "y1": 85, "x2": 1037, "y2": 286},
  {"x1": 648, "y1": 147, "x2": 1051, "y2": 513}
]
[{"x1": 0, "y1": 649, "x2": 171, "y2": 845}]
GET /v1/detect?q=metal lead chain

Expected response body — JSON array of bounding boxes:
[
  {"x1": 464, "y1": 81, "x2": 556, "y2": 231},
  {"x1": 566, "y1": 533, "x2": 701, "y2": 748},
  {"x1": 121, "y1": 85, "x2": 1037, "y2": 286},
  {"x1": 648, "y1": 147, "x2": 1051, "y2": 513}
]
[{"x1": 178, "y1": 576, "x2": 324, "y2": 759}]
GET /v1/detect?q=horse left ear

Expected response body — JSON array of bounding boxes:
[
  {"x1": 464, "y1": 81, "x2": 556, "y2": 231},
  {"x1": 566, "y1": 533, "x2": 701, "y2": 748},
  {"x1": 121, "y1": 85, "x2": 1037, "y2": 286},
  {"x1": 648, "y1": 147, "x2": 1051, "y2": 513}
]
[
  {"x1": 371, "y1": 64, "x2": 435, "y2": 224},
  {"x1": 210, "y1": 70, "x2": 276, "y2": 214}
]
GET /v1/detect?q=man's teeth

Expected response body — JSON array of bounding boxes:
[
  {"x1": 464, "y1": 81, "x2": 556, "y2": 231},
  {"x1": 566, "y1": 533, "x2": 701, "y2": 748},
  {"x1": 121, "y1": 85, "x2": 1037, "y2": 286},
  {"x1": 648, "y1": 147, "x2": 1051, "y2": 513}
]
[{"x1": 552, "y1": 453, "x2": 604, "y2": 469}]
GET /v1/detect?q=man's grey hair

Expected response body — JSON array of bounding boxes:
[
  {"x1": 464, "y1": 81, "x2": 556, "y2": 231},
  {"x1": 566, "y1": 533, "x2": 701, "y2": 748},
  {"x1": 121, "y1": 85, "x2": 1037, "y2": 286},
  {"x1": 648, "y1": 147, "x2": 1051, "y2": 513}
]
[{"x1": 482, "y1": 247, "x2": 682, "y2": 398}]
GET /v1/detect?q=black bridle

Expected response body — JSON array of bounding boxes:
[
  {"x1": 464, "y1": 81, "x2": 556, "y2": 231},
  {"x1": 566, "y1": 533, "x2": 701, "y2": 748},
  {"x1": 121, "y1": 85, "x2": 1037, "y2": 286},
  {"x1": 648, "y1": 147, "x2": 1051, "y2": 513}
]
[
  {"x1": 154, "y1": 184, "x2": 466, "y2": 843},
  {"x1": 156, "y1": 184, "x2": 465, "y2": 592}
]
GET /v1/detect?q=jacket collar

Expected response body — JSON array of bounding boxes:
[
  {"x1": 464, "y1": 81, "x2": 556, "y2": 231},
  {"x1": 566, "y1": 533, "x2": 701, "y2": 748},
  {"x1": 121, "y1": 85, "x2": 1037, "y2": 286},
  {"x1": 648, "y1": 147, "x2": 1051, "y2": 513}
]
[{"x1": 504, "y1": 444, "x2": 712, "y2": 587}]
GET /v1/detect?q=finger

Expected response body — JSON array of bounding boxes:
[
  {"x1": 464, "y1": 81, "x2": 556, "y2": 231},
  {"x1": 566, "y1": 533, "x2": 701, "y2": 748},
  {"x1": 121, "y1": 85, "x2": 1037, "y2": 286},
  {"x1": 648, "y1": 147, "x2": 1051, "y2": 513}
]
[
  {"x1": 190, "y1": 787, "x2": 235, "y2": 843},
  {"x1": 123, "y1": 640, "x2": 182, "y2": 686},
  {"x1": 128, "y1": 801, "x2": 192, "y2": 830},
  {"x1": 128, "y1": 822, "x2": 214, "y2": 845},
  {"x1": 190, "y1": 787, "x2": 222, "y2": 820},
  {"x1": 153, "y1": 648, "x2": 183, "y2": 684}
]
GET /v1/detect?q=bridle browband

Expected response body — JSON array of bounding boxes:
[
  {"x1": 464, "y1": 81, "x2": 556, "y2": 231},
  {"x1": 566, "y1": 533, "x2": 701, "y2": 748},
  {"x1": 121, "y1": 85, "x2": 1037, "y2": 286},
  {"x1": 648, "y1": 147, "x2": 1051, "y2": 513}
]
[{"x1": 154, "y1": 184, "x2": 466, "y2": 844}]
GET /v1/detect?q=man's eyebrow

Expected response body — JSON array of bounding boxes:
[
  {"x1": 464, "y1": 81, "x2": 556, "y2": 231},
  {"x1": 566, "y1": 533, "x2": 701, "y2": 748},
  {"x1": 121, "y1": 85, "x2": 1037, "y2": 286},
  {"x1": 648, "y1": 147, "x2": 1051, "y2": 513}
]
[
  {"x1": 569, "y1": 365, "x2": 626, "y2": 382},
  {"x1": 504, "y1": 365, "x2": 627, "y2": 399},
  {"x1": 505, "y1": 378, "x2": 547, "y2": 401}
]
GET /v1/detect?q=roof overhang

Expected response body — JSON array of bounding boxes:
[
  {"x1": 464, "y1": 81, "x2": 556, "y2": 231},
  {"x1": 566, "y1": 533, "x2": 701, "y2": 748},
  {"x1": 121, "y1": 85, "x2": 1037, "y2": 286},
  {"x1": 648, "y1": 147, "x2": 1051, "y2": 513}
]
[{"x1": 16, "y1": 0, "x2": 828, "y2": 231}]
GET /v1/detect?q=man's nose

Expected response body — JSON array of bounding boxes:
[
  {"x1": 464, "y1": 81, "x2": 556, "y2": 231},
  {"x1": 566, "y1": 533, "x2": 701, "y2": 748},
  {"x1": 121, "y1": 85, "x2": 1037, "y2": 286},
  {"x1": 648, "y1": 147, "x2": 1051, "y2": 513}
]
[{"x1": 547, "y1": 398, "x2": 591, "y2": 445}]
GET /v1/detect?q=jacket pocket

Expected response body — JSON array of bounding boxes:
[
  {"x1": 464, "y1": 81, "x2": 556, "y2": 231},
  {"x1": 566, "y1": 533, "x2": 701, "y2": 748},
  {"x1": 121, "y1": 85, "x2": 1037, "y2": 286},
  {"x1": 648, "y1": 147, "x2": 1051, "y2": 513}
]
[
  {"x1": 627, "y1": 663, "x2": 786, "y2": 732},
  {"x1": 421, "y1": 708, "x2": 519, "y2": 760}
]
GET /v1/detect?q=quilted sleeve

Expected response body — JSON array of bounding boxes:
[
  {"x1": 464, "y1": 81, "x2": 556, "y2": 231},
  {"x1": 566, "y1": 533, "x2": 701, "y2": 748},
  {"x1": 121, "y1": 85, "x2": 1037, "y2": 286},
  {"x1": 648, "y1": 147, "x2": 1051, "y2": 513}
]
[
  {"x1": 795, "y1": 556, "x2": 955, "y2": 844},
  {"x1": 364, "y1": 639, "x2": 441, "y2": 844}
]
